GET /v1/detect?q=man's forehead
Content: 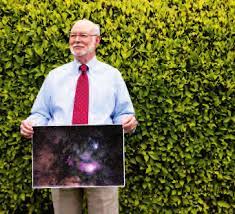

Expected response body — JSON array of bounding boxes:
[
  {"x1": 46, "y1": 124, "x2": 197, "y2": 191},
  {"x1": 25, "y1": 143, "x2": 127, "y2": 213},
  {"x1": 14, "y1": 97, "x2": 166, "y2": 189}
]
[{"x1": 71, "y1": 21, "x2": 94, "y2": 33}]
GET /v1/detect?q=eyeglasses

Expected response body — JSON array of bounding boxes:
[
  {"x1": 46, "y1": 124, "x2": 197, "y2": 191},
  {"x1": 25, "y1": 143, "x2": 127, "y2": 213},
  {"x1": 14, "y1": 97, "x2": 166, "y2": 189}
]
[{"x1": 69, "y1": 33, "x2": 98, "y2": 39}]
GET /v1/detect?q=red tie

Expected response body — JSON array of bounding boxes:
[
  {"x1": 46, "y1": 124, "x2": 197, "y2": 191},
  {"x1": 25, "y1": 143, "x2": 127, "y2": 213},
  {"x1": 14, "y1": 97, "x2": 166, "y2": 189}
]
[{"x1": 72, "y1": 64, "x2": 89, "y2": 124}]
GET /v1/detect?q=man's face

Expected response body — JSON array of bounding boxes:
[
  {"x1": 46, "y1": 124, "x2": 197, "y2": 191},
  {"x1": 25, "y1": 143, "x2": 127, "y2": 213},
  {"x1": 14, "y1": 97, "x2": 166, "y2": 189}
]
[{"x1": 69, "y1": 22, "x2": 99, "y2": 58}]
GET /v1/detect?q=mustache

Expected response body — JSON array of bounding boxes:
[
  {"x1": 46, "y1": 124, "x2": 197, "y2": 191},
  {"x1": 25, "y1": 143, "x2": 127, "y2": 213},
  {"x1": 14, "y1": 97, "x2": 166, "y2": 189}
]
[{"x1": 72, "y1": 44, "x2": 84, "y2": 48}]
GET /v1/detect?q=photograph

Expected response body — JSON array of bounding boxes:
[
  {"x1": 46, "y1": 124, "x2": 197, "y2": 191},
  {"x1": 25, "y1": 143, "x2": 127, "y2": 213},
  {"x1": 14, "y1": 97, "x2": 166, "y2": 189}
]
[{"x1": 32, "y1": 125, "x2": 124, "y2": 188}]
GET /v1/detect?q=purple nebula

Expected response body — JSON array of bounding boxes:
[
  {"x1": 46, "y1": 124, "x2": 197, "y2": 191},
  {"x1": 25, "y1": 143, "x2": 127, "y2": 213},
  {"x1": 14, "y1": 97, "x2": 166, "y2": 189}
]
[{"x1": 79, "y1": 161, "x2": 101, "y2": 174}]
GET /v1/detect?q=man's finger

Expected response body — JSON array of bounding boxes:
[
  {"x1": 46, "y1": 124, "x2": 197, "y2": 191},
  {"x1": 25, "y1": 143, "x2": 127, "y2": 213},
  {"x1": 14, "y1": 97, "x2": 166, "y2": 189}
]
[
  {"x1": 123, "y1": 116, "x2": 136, "y2": 127},
  {"x1": 122, "y1": 116, "x2": 138, "y2": 133},
  {"x1": 122, "y1": 115, "x2": 135, "y2": 125},
  {"x1": 20, "y1": 128, "x2": 33, "y2": 136},
  {"x1": 21, "y1": 120, "x2": 33, "y2": 131},
  {"x1": 20, "y1": 120, "x2": 34, "y2": 138}
]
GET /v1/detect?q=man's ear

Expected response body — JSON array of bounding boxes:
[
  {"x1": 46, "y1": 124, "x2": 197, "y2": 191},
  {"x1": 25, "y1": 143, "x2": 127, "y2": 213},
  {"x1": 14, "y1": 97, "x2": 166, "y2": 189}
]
[{"x1": 95, "y1": 36, "x2": 101, "y2": 47}]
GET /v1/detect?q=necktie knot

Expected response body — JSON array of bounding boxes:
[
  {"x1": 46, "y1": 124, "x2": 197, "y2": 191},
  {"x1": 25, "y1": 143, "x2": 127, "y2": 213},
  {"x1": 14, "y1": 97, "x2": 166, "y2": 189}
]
[{"x1": 79, "y1": 64, "x2": 89, "y2": 74}]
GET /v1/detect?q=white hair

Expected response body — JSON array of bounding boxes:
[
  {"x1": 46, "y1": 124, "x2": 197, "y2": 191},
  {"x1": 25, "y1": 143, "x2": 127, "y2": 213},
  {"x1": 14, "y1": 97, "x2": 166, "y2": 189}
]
[{"x1": 73, "y1": 19, "x2": 100, "y2": 36}]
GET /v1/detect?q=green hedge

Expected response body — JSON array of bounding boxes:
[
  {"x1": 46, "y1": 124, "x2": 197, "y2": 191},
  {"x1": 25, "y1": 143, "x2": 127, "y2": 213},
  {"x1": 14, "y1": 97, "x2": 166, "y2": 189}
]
[{"x1": 0, "y1": 0, "x2": 234, "y2": 213}]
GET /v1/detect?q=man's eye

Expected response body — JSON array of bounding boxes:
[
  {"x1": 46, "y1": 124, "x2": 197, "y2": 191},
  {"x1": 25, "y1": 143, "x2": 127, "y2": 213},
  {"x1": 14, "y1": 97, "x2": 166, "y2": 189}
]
[{"x1": 80, "y1": 34, "x2": 88, "y2": 38}]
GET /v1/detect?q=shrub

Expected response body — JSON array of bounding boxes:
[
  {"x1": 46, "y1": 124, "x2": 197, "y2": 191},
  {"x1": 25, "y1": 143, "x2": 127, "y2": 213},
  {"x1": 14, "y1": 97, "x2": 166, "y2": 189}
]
[{"x1": 0, "y1": 0, "x2": 234, "y2": 213}]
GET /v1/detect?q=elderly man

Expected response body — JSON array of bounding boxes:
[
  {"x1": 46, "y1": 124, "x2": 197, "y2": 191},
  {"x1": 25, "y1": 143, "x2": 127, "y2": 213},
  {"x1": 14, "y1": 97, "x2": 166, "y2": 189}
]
[{"x1": 20, "y1": 19, "x2": 137, "y2": 214}]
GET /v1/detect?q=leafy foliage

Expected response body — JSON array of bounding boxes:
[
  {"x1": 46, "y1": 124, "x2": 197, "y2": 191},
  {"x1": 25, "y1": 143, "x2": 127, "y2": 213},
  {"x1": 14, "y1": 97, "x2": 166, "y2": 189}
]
[{"x1": 0, "y1": 0, "x2": 234, "y2": 213}]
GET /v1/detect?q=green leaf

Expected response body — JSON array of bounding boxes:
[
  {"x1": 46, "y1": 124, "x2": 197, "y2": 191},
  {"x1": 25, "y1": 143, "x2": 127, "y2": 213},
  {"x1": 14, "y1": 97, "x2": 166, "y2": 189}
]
[{"x1": 218, "y1": 201, "x2": 230, "y2": 208}]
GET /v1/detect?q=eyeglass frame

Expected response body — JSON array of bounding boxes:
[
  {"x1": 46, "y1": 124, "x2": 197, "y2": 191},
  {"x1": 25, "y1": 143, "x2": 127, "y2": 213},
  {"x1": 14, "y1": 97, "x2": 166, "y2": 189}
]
[{"x1": 69, "y1": 33, "x2": 99, "y2": 39}]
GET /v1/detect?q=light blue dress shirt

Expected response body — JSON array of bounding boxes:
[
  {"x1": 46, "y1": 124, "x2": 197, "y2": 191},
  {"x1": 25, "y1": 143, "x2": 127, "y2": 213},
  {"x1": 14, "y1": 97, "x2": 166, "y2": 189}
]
[{"x1": 27, "y1": 56, "x2": 134, "y2": 126}]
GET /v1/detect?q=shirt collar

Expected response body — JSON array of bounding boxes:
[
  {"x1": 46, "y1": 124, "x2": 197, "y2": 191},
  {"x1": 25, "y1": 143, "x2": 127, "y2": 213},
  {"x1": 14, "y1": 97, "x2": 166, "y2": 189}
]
[{"x1": 74, "y1": 56, "x2": 98, "y2": 74}]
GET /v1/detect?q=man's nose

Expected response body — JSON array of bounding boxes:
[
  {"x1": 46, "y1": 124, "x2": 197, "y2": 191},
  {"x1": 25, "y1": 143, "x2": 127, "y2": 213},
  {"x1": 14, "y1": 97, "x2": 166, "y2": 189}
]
[{"x1": 75, "y1": 35, "x2": 81, "y2": 42}]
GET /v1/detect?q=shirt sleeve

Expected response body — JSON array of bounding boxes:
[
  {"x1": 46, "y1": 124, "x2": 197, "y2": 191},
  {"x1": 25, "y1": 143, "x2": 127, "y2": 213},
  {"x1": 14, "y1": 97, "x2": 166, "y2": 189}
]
[
  {"x1": 112, "y1": 70, "x2": 135, "y2": 124},
  {"x1": 26, "y1": 74, "x2": 52, "y2": 126}
]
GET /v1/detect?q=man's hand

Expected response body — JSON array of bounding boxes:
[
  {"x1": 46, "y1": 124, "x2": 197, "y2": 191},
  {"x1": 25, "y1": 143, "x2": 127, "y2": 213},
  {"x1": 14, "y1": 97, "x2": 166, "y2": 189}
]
[
  {"x1": 20, "y1": 120, "x2": 34, "y2": 139},
  {"x1": 122, "y1": 115, "x2": 138, "y2": 133}
]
